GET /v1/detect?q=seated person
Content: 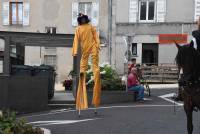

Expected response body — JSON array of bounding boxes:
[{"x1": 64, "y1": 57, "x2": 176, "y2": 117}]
[{"x1": 128, "y1": 68, "x2": 144, "y2": 101}]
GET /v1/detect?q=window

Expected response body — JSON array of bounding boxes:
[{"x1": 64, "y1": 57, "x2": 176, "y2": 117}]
[
  {"x1": 44, "y1": 55, "x2": 57, "y2": 69},
  {"x1": 45, "y1": 27, "x2": 57, "y2": 34},
  {"x1": 10, "y1": 2, "x2": 23, "y2": 25},
  {"x1": 72, "y1": 2, "x2": 99, "y2": 26},
  {"x1": 78, "y1": 2, "x2": 92, "y2": 20},
  {"x1": 139, "y1": 0, "x2": 156, "y2": 22},
  {"x1": 131, "y1": 43, "x2": 137, "y2": 56}
]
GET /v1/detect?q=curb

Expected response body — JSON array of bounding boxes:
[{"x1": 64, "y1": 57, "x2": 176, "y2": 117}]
[{"x1": 41, "y1": 128, "x2": 51, "y2": 134}]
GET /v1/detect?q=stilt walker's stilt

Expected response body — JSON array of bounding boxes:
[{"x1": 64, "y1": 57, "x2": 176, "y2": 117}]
[
  {"x1": 76, "y1": 73, "x2": 88, "y2": 117},
  {"x1": 78, "y1": 109, "x2": 81, "y2": 118},
  {"x1": 78, "y1": 74, "x2": 82, "y2": 118},
  {"x1": 92, "y1": 70, "x2": 101, "y2": 116}
]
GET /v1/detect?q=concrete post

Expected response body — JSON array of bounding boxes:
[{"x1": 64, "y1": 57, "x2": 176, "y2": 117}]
[{"x1": 4, "y1": 36, "x2": 11, "y2": 76}]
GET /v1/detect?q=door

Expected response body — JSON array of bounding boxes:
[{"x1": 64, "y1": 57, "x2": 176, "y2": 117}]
[{"x1": 142, "y1": 43, "x2": 158, "y2": 65}]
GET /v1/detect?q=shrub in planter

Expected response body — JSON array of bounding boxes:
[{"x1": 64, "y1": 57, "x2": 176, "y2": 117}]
[
  {"x1": 86, "y1": 62, "x2": 125, "y2": 91},
  {"x1": 101, "y1": 78, "x2": 125, "y2": 91},
  {"x1": 0, "y1": 110, "x2": 43, "y2": 134}
]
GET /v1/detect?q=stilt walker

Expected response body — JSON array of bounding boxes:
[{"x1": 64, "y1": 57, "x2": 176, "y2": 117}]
[{"x1": 72, "y1": 13, "x2": 101, "y2": 117}]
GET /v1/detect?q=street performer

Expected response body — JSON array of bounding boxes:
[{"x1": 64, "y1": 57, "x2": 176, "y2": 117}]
[{"x1": 72, "y1": 13, "x2": 101, "y2": 115}]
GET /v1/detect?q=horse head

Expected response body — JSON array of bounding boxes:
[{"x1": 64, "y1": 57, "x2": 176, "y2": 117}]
[{"x1": 175, "y1": 42, "x2": 200, "y2": 78}]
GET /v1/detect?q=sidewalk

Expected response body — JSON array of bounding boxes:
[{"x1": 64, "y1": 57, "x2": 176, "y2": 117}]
[{"x1": 47, "y1": 83, "x2": 178, "y2": 110}]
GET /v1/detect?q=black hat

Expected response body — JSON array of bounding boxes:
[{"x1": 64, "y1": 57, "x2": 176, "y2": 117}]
[{"x1": 77, "y1": 13, "x2": 90, "y2": 25}]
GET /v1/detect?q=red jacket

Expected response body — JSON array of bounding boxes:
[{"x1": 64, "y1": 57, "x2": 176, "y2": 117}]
[{"x1": 128, "y1": 73, "x2": 139, "y2": 88}]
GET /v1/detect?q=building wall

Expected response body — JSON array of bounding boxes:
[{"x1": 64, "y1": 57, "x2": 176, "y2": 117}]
[
  {"x1": 25, "y1": 46, "x2": 43, "y2": 66},
  {"x1": 116, "y1": 0, "x2": 195, "y2": 23},
  {"x1": 166, "y1": 0, "x2": 194, "y2": 22},
  {"x1": 116, "y1": 0, "x2": 129, "y2": 23},
  {"x1": 0, "y1": 0, "x2": 109, "y2": 35},
  {"x1": 113, "y1": 0, "x2": 198, "y2": 74},
  {"x1": 56, "y1": 47, "x2": 73, "y2": 82},
  {"x1": 158, "y1": 44, "x2": 177, "y2": 64}
]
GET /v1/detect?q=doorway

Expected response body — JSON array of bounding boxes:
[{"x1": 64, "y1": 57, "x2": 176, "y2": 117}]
[{"x1": 142, "y1": 43, "x2": 158, "y2": 65}]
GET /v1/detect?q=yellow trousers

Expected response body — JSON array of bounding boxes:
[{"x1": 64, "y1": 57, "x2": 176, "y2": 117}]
[{"x1": 76, "y1": 46, "x2": 101, "y2": 110}]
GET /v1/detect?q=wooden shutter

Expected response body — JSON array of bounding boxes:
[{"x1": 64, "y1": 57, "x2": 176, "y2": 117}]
[
  {"x1": 2, "y1": 2, "x2": 9, "y2": 25},
  {"x1": 92, "y1": 2, "x2": 99, "y2": 26},
  {"x1": 195, "y1": 0, "x2": 200, "y2": 21},
  {"x1": 129, "y1": 0, "x2": 138, "y2": 23},
  {"x1": 23, "y1": 2, "x2": 30, "y2": 26},
  {"x1": 157, "y1": 0, "x2": 166, "y2": 22},
  {"x1": 72, "y1": 2, "x2": 78, "y2": 26}
]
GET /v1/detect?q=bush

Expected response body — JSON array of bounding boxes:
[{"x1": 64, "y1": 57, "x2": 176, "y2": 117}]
[
  {"x1": 0, "y1": 110, "x2": 43, "y2": 134},
  {"x1": 86, "y1": 62, "x2": 125, "y2": 91}
]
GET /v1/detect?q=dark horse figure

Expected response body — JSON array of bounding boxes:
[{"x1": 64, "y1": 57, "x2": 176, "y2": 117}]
[{"x1": 175, "y1": 42, "x2": 200, "y2": 134}]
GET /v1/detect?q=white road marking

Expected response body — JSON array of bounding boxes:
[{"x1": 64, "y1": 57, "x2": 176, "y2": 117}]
[
  {"x1": 159, "y1": 93, "x2": 183, "y2": 106},
  {"x1": 28, "y1": 118, "x2": 100, "y2": 127},
  {"x1": 22, "y1": 104, "x2": 182, "y2": 118},
  {"x1": 143, "y1": 98, "x2": 152, "y2": 101},
  {"x1": 41, "y1": 128, "x2": 51, "y2": 134}
]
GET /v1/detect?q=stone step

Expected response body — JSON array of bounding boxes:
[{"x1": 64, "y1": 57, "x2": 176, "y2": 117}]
[
  {"x1": 48, "y1": 91, "x2": 75, "y2": 109},
  {"x1": 48, "y1": 103, "x2": 75, "y2": 109}
]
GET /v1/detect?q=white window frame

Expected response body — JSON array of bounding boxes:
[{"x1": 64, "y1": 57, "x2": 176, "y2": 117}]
[
  {"x1": 10, "y1": 2, "x2": 23, "y2": 25},
  {"x1": 78, "y1": 2, "x2": 92, "y2": 22},
  {"x1": 2, "y1": 1, "x2": 30, "y2": 26},
  {"x1": 139, "y1": 0, "x2": 156, "y2": 23},
  {"x1": 131, "y1": 43, "x2": 137, "y2": 56},
  {"x1": 44, "y1": 55, "x2": 57, "y2": 69}
]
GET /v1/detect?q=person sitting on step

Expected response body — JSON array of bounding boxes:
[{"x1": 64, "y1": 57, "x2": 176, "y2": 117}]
[{"x1": 128, "y1": 67, "x2": 145, "y2": 101}]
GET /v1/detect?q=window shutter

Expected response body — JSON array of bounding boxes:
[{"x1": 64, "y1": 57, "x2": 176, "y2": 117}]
[
  {"x1": 2, "y1": 2, "x2": 9, "y2": 25},
  {"x1": 91, "y1": 2, "x2": 99, "y2": 26},
  {"x1": 23, "y1": 2, "x2": 30, "y2": 26},
  {"x1": 129, "y1": 0, "x2": 138, "y2": 23},
  {"x1": 157, "y1": 0, "x2": 166, "y2": 22},
  {"x1": 195, "y1": 0, "x2": 200, "y2": 21},
  {"x1": 72, "y1": 2, "x2": 78, "y2": 26}
]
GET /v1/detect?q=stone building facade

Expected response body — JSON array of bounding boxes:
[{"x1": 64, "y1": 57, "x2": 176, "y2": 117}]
[{"x1": 112, "y1": 0, "x2": 198, "y2": 74}]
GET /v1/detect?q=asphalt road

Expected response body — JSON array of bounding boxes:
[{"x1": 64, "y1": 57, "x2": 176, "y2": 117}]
[{"x1": 20, "y1": 88, "x2": 200, "y2": 134}]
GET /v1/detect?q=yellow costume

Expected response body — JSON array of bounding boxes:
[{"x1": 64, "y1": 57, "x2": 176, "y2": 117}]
[{"x1": 72, "y1": 23, "x2": 101, "y2": 110}]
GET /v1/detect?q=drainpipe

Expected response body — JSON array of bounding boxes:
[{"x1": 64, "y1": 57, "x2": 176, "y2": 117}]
[{"x1": 108, "y1": 0, "x2": 112, "y2": 65}]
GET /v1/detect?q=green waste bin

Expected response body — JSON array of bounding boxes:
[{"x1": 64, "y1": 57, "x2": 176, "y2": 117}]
[
  {"x1": 33, "y1": 65, "x2": 56, "y2": 100},
  {"x1": 11, "y1": 65, "x2": 33, "y2": 76}
]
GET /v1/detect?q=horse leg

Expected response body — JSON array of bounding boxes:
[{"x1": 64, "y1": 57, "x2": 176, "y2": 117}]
[{"x1": 184, "y1": 105, "x2": 193, "y2": 134}]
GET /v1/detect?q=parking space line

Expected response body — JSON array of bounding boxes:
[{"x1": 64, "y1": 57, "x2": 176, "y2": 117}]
[{"x1": 159, "y1": 93, "x2": 183, "y2": 106}]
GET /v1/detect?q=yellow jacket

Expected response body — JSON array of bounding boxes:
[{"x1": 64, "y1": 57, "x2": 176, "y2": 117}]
[{"x1": 72, "y1": 24, "x2": 100, "y2": 56}]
